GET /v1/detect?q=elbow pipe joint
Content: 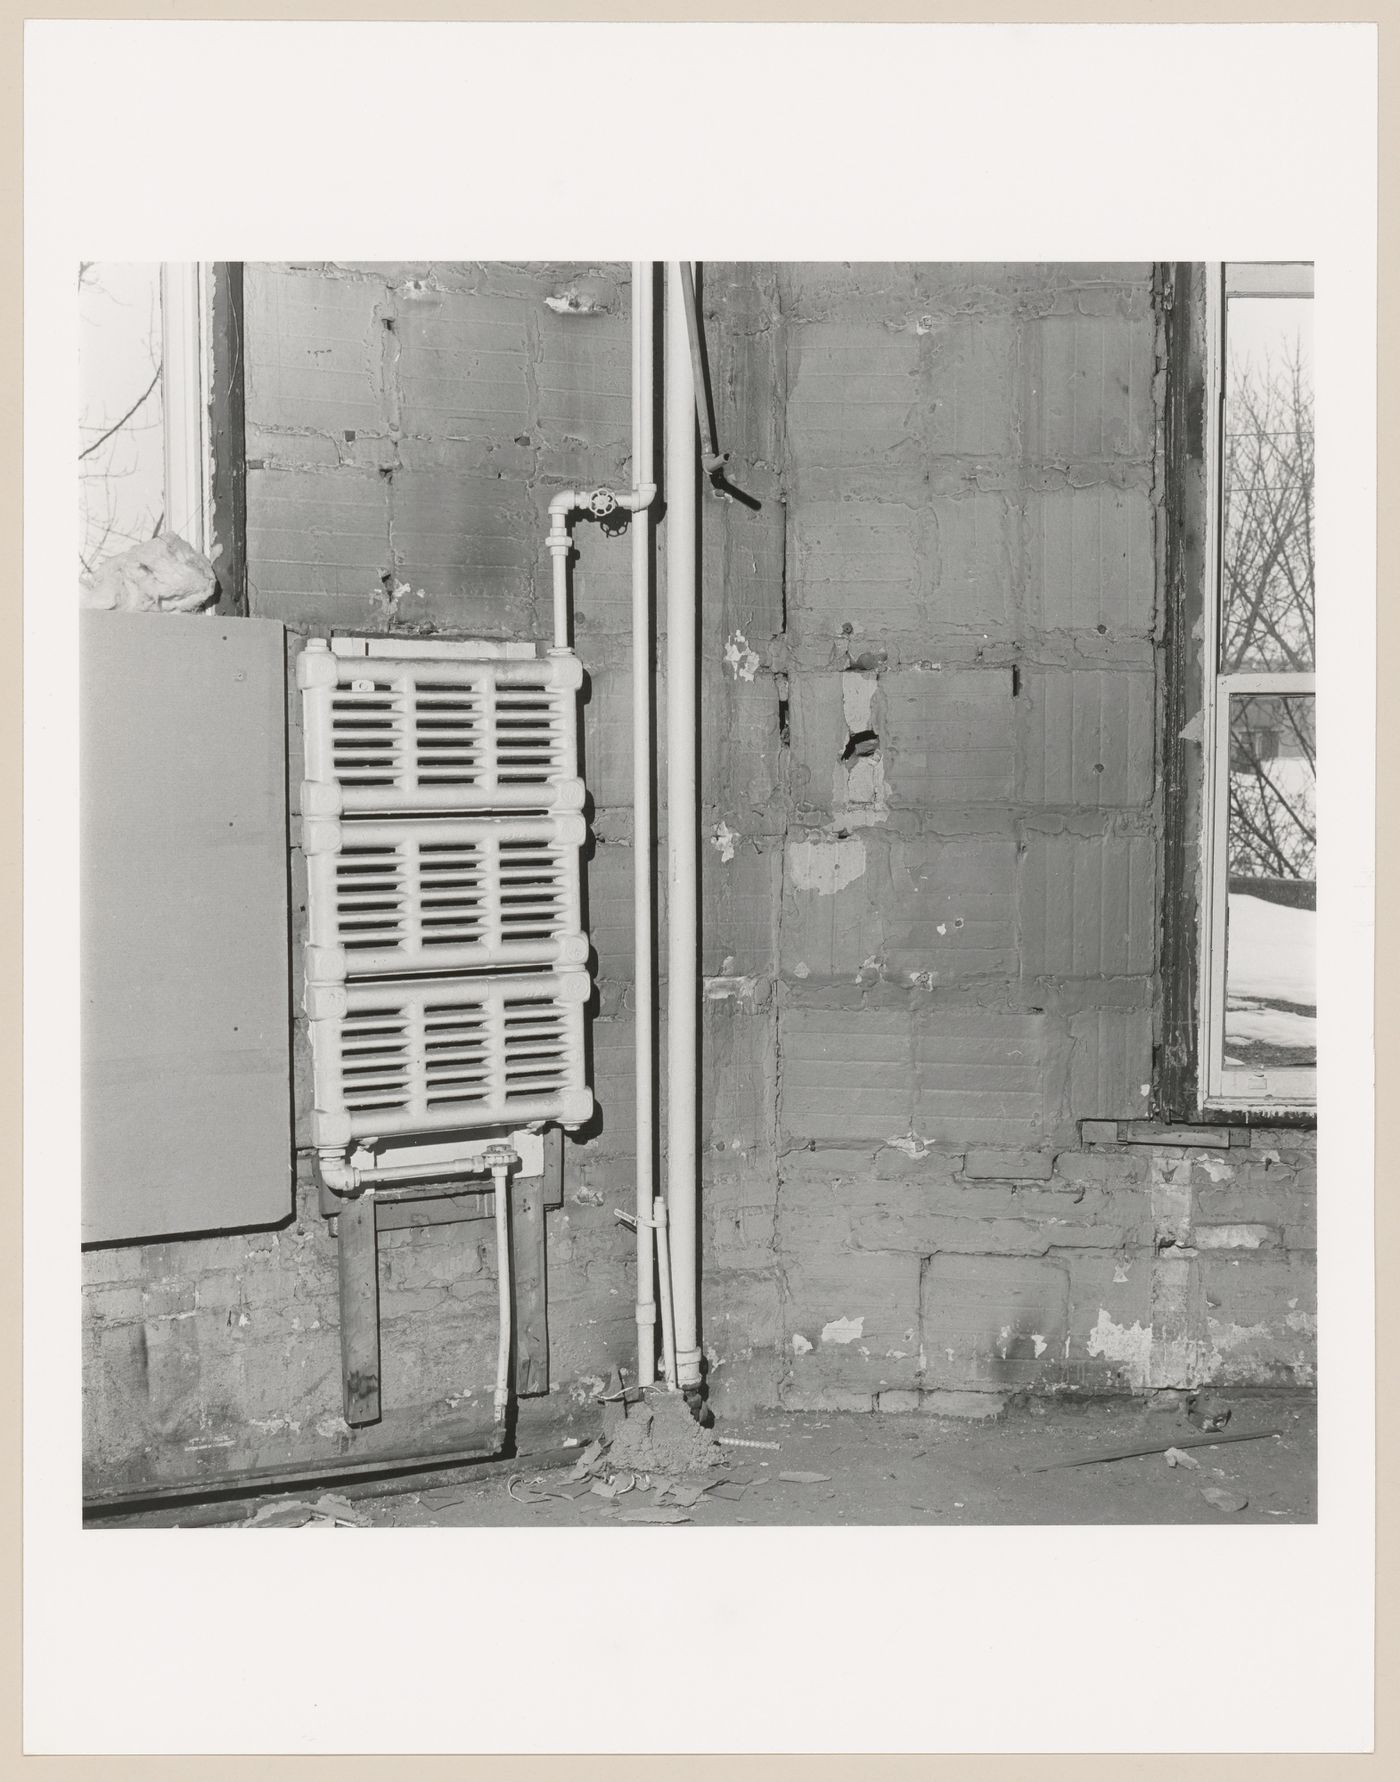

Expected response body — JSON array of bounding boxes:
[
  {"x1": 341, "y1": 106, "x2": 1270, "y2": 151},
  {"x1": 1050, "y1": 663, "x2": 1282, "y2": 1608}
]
[
  {"x1": 549, "y1": 486, "x2": 622, "y2": 525},
  {"x1": 318, "y1": 1151, "x2": 360, "y2": 1196}
]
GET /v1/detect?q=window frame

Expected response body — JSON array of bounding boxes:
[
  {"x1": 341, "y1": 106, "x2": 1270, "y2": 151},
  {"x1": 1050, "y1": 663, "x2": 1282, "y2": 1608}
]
[
  {"x1": 79, "y1": 260, "x2": 246, "y2": 614},
  {"x1": 158, "y1": 262, "x2": 215, "y2": 560},
  {"x1": 1190, "y1": 261, "x2": 1317, "y2": 1117},
  {"x1": 1157, "y1": 261, "x2": 1317, "y2": 1126}
]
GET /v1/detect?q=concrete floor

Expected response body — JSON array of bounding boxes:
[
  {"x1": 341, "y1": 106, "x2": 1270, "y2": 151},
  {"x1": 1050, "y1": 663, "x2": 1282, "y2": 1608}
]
[{"x1": 174, "y1": 1392, "x2": 1313, "y2": 1529}]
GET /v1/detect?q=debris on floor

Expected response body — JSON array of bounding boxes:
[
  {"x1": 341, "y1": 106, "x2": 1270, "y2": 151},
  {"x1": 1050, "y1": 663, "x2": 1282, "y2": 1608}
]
[
  {"x1": 507, "y1": 1476, "x2": 572, "y2": 1505},
  {"x1": 1187, "y1": 1393, "x2": 1233, "y2": 1432},
  {"x1": 1200, "y1": 1486, "x2": 1249, "y2": 1513},
  {"x1": 214, "y1": 1395, "x2": 1313, "y2": 1531},
  {"x1": 652, "y1": 1480, "x2": 706, "y2": 1508},
  {"x1": 487, "y1": 1401, "x2": 780, "y2": 1525},
  {"x1": 246, "y1": 1500, "x2": 315, "y2": 1528},
  {"x1": 777, "y1": 1471, "x2": 830, "y2": 1485},
  {"x1": 603, "y1": 1389, "x2": 724, "y2": 1475},
  {"x1": 1029, "y1": 1424, "x2": 1281, "y2": 1472},
  {"x1": 244, "y1": 1492, "x2": 371, "y2": 1529}
]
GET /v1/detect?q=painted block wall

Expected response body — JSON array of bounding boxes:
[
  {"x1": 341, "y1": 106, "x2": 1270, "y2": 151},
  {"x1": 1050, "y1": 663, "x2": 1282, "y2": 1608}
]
[
  {"x1": 80, "y1": 263, "x2": 1316, "y2": 1495},
  {"x1": 693, "y1": 263, "x2": 1314, "y2": 1414}
]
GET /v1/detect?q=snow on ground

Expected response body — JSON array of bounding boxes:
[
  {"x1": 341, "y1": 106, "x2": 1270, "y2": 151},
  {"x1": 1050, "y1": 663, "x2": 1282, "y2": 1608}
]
[
  {"x1": 1226, "y1": 893, "x2": 1316, "y2": 1008},
  {"x1": 1226, "y1": 1004, "x2": 1317, "y2": 1049}
]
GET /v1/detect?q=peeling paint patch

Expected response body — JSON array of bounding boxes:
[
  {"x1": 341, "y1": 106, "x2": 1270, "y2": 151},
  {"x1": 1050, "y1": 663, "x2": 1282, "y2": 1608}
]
[
  {"x1": 791, "y1": 1332, "x2": 814, "y2": 1354},
  {"x1": 1150, "y1": 1158, "x2": 1194, "y2": 1246},
  {"x1": 1196, "y1": 1156, "x2": 1235, "y2": 1185},
  {"x1": 248, "y1": 1415, "x2": 301, "y2": 1436},
  {"x1": 711, "y1": 821, "x2": 737, "y2": 863},
  {"x1": 705, "y1": 973, "x2": 761, "y2": 1003},
  {"x1": 834, "y1": 752, "x2": 888, "y2": 827},
  {"x1": 820, "y1": 1315, "x2": 864, "y2": 1346},
  {"x1": 1085, "y1": 1308, "x2": 1153, "y2": 1389},
  {"x1": 1195, "y1": 1224, "x2": 1271, "y2": 1250},
  {"x1": 841, "y1": 669, "x2": 878, "y2": 732},
  {"x1": 544, "y1": 277, "x2": 615, "y2": 315},
  {"x1": 1284, "y1": 1311, "x2": 1317, "y2": 1335},
  {"x1": 1032, "y1": 1334, "x2": 1047, "y2": 1358},
  {"x1": 1205, "y1": 1317, "x2": 1273, "y2": 1353},
  {"x1": 724, "y1": 628, "x2": 760, "y2": 681},
  {"x1": 886, "y1": 1132, "x2": 932, "y2": 1160},
  {"x1": 788, "y1": 833, "x2": 866, "y2": 895}
]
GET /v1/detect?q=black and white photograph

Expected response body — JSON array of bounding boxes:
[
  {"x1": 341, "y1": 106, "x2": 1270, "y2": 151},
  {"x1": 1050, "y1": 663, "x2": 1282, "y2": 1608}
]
[
  {"x1": 76, "y1": 257, "x2": 1321, "y2": 1530},
  {"x1": 23, "y1": 17, "x2": 1378, "y2": 1763}
]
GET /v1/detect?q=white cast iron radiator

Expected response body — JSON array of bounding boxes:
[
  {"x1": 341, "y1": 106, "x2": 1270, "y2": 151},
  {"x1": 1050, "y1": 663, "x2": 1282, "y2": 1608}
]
[{"x1": 298, "y1": 637, "x2": 593, "y2": 1173}]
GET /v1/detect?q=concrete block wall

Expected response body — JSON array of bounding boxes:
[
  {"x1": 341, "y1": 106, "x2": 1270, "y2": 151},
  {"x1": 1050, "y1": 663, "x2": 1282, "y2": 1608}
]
[
  {"x1": 81, "y1": 262, "x2": 1316, "y2": 1493},
  {"x1": 694, "y1": 263, "x2": 1315, "y2": 1414}
]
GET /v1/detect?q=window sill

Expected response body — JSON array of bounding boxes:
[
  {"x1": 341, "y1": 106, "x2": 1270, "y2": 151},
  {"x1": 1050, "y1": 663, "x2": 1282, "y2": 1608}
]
[
  {"x1": 1083, "y1": 1111, "x2": 1317, "y2": 1146},
  {"x1": 1082, "y1": 1118, "x2": 1248, "y2": 1149}
]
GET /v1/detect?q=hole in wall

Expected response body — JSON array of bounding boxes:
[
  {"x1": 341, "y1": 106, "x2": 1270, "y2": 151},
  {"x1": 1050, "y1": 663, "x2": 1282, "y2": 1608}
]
[{"x1": 841, "y1": 729, "x2": 880, "y2": 762}]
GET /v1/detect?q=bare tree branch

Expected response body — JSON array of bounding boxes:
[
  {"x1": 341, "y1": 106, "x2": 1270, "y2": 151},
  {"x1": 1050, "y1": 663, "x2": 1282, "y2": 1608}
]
[{"x1": 78, "y1": 364, "x2": 161, "y2": 462}]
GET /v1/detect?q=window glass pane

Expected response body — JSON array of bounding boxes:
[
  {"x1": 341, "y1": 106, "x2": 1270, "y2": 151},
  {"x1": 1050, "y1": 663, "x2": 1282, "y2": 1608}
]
[
  {"x1": 1224, "y1": 691, "x2": 1316, "y2": 1071},
  {"x1": 1221, "y1": 291, "x2": 1314, "y2": 672},
  {"x1": 79, "y1": 261, "x2": 165, "y2": 575}
]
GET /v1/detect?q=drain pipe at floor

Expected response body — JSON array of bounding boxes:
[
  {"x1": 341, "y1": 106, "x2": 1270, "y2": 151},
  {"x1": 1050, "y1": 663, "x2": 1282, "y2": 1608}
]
[
  {"x1": 628, "y1": 262, "x2": 661, "y2": 1385},
  {"x1": 665, "y1": 260, "x2": 703, "y2": 1407}
]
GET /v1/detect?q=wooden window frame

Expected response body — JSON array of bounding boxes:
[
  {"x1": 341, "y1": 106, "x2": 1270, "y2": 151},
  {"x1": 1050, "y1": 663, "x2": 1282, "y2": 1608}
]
[{"x1": 1158, "y1": 262, "x2": 1317, "y2": 1126}]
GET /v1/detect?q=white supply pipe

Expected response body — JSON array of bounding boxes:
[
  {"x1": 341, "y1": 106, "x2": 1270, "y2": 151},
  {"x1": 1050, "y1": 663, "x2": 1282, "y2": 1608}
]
[
  {"x1": 539, "y1": 273, "x2": 661, "y2": 1385},
  {"x1": 547, "y1": 483, "x2": 653, "y2": 654},
  {"x1": 665, "y1": 262, "x2": 702, "y2": 1395},
  {"x1": 630, "y1": 263, "x2": 660, "y2": 1385},
  {"x1": 486, "y1": 1145, "x2": 517, "y2": 1423},
  {"x1": 653, "y1": 1196, "x2": 678, "y2": 1389}
]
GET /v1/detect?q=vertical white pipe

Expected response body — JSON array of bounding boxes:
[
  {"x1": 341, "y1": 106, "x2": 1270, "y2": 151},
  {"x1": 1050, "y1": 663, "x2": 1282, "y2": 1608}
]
[
  {"x1": 654, "y1": 1196, "x2": 678, "y2": 1390},
  {"x1": 548, "y1": 520, "x2": 571, "y2": 652},
  {"x1": 631, "y1": 263, "x2": 658, "y2": 1385},
  {"x1": 665, "y1": 262, "x2": 702, "y2": 1394},
  {"x1": 491, "y1": 1154, "x2": 513, "y2": 1423}
]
